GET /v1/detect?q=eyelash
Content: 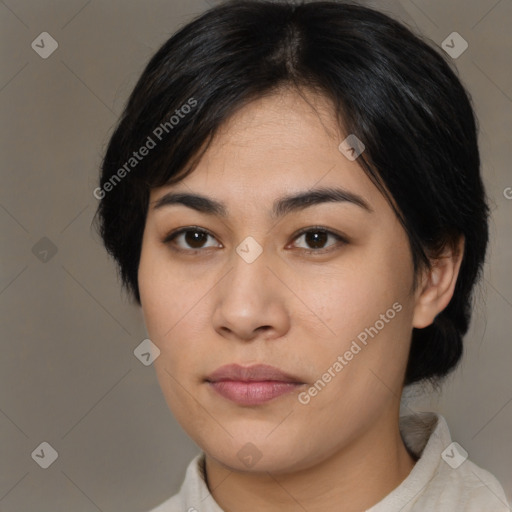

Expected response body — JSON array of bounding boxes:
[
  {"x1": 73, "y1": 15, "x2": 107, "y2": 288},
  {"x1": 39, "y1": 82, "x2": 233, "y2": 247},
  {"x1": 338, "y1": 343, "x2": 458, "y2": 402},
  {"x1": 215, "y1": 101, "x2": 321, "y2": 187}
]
[{"x1": 161, "y1": 225, "x2": 348, "y2": 255}]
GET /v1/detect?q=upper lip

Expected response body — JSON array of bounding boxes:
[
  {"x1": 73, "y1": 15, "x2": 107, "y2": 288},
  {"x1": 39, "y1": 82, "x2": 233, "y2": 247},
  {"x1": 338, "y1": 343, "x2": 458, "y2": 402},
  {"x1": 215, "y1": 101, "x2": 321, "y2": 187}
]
[{"x1": 206, "y1": 364, "x2": 304, "y2": 383}]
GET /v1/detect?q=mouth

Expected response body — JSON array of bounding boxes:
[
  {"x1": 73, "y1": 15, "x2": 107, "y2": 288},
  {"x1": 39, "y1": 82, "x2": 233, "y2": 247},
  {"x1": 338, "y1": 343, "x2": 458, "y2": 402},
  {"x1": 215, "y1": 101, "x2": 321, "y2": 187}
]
[{"x1": 205, "y1": 364, "x2": 306, "y2": 406}]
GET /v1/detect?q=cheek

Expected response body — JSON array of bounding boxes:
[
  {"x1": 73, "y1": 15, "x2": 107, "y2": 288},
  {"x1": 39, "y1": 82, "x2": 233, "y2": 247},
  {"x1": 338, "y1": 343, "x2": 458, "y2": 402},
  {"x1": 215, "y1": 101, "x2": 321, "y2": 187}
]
[
  {"x1": 296, "y1": 251, "x2": 414, "y2": 401},
  {"x1": 139, "y1": 243, "x2": 195, "y2": 338},
  {"x1": 138, "y1": 248, "x2": 212, "y2": 383},
  {"x1": 302, "y1": 259, "x2": 407, "y2": 345}
]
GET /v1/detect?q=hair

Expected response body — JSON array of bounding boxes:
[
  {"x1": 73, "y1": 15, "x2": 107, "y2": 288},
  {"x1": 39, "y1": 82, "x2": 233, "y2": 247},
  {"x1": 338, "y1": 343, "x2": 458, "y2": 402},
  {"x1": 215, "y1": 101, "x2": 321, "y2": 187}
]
[{"x1": 93, "y1": 0, "x2": 489, "y2": 386}]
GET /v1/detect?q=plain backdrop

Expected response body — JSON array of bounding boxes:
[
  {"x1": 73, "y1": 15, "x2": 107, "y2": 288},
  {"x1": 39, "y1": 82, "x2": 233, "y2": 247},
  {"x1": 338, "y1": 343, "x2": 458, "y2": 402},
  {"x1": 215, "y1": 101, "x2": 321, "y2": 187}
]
[{"x1": 1, "y1": 0, "x2": 511, "y2": 510}]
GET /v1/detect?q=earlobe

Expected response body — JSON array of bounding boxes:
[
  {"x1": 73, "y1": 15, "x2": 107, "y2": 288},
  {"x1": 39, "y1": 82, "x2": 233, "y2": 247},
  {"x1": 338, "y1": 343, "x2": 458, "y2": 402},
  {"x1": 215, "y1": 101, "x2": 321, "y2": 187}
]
[{"x1": 412, "y1": 236, "x2": 465, "y2": 329}]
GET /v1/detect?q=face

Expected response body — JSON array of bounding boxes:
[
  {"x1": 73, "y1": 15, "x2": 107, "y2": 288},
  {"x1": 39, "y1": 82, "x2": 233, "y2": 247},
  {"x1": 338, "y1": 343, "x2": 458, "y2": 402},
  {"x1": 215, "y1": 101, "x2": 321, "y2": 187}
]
[{"x1": 138, "y1": 88, "x2": 420, "y2": 473}]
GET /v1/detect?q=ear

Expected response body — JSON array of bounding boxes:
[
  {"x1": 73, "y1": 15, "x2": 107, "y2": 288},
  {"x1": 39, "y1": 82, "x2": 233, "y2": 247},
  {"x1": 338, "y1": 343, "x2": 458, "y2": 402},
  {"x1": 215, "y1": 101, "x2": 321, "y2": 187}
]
[{"x1": 412, "y1": 236, "x2": 465, "y2": 329}]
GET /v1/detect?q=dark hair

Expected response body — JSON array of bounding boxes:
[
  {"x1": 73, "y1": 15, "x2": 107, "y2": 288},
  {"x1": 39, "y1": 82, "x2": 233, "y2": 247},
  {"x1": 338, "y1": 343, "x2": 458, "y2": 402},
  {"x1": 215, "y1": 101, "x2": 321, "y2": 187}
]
[{"x1": 94, "y1": 0, "x2": 489, "y2": 386}]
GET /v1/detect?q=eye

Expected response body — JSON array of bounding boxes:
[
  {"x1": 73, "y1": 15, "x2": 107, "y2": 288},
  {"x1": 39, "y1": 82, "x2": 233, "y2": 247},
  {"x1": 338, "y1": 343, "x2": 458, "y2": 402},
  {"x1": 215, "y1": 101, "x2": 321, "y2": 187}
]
[
  {"x1": 289, "y1": 227, "x2": 347, "y2": 253},
  {"x1": 162, "y1": 227, "x2": 221, "y2": 252},
  {"x1": 162, "y1": 225, "x2": 347, "y2": 255}
]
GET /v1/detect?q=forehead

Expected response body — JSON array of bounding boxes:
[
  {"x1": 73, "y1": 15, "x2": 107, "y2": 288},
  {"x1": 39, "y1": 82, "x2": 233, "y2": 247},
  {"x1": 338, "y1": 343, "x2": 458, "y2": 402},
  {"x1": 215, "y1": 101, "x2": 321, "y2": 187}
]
[
  {"x1": 199, "y1": 88, "x2": 344, "y2": 172},
  {"x1": 149, "y1": 89, "x2": 384, "y2": 214}
]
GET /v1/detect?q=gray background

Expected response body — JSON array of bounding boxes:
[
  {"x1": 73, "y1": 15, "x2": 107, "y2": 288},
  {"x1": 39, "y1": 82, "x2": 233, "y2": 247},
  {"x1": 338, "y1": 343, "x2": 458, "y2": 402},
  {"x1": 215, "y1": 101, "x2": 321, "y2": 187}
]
[{"x1": 1, "y1": 0, "x2": 511, "y2": 510}]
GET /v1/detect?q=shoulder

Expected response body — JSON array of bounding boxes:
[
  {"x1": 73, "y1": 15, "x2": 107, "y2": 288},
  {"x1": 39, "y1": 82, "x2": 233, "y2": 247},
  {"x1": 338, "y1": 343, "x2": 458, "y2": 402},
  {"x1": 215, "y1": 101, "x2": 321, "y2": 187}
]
[
  {"x1": 369, "y1": 412, "x2": 510, "y2": 511},
  {"x1": 143, "y1": 453, "x2": 200, "y2": 512},
  {"x1": 407, "y1": 413, "x2": 510, "y2": 511},
  {"x1": 420, "y1": 455, "x2": 510, "y2": 511},
  {"x1": 144, "y1": 453, "x2": 224, "y2": 512},
  {"x1": 146, "y1": 493, "x2": 182, "y2": 512}
]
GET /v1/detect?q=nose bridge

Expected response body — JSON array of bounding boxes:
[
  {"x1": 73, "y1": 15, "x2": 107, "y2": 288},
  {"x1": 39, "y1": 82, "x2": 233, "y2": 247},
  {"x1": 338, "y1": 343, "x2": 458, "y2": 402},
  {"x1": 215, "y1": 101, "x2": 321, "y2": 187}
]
[
  {"x1": 211, "y1": 235, "x2": 289, "y2": 339},
  {"x1": 227, "y1": 235, "x2": 272, "y2": 301}
]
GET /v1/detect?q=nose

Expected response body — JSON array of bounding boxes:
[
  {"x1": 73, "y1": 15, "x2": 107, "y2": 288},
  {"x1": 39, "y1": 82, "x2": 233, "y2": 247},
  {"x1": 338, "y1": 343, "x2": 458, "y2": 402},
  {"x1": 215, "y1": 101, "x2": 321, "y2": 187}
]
[{"x1": 211, "y1": 246, "x2": 291, "y2": 343}]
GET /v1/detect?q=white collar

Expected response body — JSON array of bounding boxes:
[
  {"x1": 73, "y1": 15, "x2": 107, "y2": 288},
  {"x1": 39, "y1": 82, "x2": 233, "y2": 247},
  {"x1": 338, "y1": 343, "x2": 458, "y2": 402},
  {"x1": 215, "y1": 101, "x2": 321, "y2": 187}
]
[
  {"x1": 173, "y1": 412, "x2": 443, "y2": 511},
  {"x1": 153, "y1": 412, "x2": 509, "y2": 511}
]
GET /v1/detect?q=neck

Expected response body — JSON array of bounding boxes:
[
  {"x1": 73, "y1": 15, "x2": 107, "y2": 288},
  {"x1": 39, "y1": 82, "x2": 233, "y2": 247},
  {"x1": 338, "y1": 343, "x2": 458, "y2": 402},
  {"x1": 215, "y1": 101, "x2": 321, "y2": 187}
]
[{"x1": 204, "y1": 410, "x2": 416, "y2": 512}]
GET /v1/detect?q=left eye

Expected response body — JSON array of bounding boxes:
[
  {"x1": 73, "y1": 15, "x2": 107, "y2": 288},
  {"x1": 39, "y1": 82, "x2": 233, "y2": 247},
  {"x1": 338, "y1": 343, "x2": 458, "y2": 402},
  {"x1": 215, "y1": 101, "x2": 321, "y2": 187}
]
[{"x1": 290, "y1": 228, "x2": 345, "y2": 252}]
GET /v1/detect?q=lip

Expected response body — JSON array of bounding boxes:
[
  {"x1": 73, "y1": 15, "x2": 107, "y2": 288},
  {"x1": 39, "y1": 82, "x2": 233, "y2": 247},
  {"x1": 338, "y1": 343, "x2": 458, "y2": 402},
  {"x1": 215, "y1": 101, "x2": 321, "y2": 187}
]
[{"x1": 205, "y1": 364, "x2": 305, "y2": 406}]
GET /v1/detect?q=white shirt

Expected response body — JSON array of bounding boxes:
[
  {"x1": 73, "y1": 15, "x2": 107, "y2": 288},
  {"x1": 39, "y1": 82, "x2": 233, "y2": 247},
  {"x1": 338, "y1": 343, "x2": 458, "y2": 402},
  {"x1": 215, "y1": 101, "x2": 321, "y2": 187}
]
[{"x1": 147, "y1": 412, "x2": 510, "y2": 511}]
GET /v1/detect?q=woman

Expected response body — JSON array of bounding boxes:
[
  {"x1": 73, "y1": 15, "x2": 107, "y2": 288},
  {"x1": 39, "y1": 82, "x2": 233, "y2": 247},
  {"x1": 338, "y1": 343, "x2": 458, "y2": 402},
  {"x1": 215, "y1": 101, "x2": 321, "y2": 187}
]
[{"x1": 94, "y1": 1, "x2": 509, "y2": 510}]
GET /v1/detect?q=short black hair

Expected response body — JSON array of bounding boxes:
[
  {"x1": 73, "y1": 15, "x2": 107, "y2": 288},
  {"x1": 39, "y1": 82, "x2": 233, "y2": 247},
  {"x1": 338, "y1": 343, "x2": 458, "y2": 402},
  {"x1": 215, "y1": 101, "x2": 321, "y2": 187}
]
[{"x1": 94, "y1": 0, "x2": 490, "y2": 386}]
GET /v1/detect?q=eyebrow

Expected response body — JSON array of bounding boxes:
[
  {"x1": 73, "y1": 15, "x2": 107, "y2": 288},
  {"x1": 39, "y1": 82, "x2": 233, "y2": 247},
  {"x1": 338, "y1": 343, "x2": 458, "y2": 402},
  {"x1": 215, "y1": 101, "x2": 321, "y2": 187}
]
[{"x1": 152, "y1": 186, "x2": 373, "y2": 218}]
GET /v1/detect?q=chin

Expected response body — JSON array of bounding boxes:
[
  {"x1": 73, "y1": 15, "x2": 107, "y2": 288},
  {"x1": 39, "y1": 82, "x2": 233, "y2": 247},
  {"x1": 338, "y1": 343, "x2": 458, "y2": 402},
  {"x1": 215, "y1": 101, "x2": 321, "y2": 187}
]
[{"x1": 201, "y1": 434, "x2": 314, "y2": 474}]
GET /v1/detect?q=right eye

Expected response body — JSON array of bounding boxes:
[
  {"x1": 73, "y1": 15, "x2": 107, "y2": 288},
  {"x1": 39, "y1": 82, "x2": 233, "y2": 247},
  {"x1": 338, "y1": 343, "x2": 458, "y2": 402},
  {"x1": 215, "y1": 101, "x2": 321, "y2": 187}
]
[{"x1": 162, "y1": 227, "x2": 223, "y2": 253}]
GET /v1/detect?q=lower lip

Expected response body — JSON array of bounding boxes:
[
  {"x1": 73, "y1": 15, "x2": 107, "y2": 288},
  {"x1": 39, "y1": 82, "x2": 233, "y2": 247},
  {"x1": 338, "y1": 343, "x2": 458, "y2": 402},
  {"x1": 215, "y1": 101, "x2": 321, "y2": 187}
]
[{"x1": 208, "y1": 380, "x2": 303, "y2": 405}]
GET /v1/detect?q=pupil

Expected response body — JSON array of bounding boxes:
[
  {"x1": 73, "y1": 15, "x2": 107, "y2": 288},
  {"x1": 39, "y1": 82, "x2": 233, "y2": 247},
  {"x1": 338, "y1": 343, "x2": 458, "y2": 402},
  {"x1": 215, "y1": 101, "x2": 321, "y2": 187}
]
[
  {"x1": 186, "y1": 230, "x2": 207, "y2": 248},
  {"x1": 306, "y1": 231, "x2": 327, "y2": 248}
]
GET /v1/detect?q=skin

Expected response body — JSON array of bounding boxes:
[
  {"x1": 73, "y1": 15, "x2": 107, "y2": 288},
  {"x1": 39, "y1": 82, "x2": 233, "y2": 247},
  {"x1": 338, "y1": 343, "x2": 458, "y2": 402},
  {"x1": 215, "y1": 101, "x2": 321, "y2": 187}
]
[{"x1": 138, "y1": 88, "x2": 464, "y2": 511}]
